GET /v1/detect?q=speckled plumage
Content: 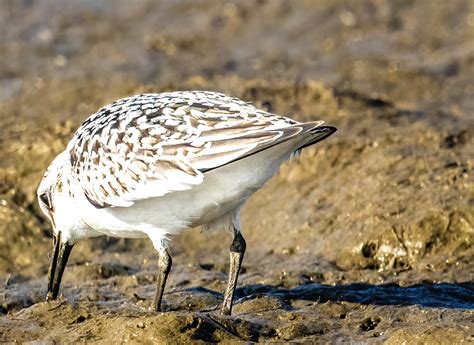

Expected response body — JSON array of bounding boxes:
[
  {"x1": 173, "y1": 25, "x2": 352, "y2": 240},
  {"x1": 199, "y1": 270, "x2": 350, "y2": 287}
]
[{"x1": 66, "y1": 91, "x2": 325, "y2": 208}]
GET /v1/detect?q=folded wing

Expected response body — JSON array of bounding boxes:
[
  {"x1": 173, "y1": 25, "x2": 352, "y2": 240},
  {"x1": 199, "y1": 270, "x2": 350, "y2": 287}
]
[{"x1": 67, "y1": 93, "x2": 328, "y2": 208}]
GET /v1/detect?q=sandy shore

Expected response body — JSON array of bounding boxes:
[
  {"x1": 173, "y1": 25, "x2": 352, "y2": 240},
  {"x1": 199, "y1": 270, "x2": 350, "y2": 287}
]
[{"x1": 0, "y1": 0, "x2": 473, "y2": 342}]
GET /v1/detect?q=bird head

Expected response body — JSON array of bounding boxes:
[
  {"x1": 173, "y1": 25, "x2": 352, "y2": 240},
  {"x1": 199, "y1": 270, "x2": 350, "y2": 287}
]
[
  {"x1": 37, "y1": 150, "x2": 77, "y2": 301},
  {"x1": 37, "y1": 151, "x2": 70, "y2": 232}
]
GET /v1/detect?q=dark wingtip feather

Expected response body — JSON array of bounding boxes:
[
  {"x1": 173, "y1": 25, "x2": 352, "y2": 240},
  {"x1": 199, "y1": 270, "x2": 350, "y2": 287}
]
[{"x1": 298, "y1": 125, "x2": 337, "y2": 150}]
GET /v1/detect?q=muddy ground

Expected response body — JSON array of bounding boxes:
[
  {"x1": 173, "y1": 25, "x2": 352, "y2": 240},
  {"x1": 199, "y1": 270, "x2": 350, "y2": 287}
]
[{"x1": 0, "y1": 0, "x2": 473, "y2": 343}]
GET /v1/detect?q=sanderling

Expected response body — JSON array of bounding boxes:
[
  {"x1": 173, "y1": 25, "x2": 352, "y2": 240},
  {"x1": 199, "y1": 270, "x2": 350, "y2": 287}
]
[{"x1": 37, "y1": 91, "x2": 336, "y2": 315}]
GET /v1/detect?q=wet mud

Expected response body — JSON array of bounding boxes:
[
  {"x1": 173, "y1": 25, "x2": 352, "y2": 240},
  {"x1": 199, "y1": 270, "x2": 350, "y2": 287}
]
[{"x1": 1, "y1": 0, "x2": 473, "y2": 343}]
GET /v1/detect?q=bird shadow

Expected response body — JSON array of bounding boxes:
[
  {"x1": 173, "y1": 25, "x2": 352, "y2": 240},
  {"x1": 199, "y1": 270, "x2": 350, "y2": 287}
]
[{"x1": 221, "y1": 282, "x2": 474, "y2": 310}]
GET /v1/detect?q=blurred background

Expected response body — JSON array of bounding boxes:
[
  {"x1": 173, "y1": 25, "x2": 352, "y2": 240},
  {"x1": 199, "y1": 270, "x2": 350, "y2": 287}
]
[{"x1": 1, "y1": 0, "x2": 473, "y2": 342}]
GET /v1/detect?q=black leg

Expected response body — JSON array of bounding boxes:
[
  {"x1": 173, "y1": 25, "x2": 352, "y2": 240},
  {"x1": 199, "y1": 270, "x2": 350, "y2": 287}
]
[
  {"x1": 152, "y1": 249, "x2": 172, "y2": 312},
  {"x1": 221, "y1": 231, "x2": 246, "y2": 315},
  {"x1": 46, "y1": 232, "x2": 74, "y2": 301}
]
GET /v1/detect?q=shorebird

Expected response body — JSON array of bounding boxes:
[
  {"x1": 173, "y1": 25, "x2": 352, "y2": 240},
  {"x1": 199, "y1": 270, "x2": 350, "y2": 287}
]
[{"x1": 37, "y1": 91, "x2": 336, "y2": 315}]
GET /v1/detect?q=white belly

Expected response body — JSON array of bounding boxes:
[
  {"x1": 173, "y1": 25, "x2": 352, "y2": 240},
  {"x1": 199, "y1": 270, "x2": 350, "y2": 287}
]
[{"x1": 76, "y1": 140, "x2": 296, "y2": 238}]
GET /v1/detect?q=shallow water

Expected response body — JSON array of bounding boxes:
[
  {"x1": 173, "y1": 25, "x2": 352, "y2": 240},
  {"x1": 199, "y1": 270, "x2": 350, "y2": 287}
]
[{"x1": 234, "y1": 282, "x2": 474, "y2": 309}]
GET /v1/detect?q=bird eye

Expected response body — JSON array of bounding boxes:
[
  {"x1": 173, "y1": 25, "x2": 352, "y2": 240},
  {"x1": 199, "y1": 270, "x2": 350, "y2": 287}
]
[{"x1": 39, "y1": 193, "x2": 53, "y2": 210}]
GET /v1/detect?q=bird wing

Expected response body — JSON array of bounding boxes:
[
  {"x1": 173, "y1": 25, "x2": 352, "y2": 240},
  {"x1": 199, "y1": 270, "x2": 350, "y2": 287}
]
[{"x1": 67, "y1": 92, "x2": 327, "y2": 208}]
